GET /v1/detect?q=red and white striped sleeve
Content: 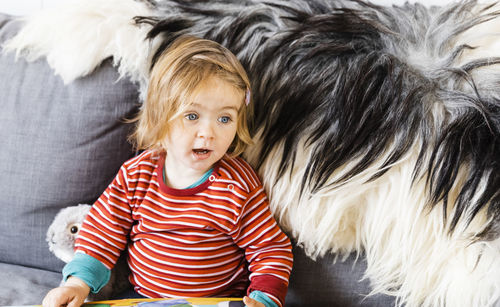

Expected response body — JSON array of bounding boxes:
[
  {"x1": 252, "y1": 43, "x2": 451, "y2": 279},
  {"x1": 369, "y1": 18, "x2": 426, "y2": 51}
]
[
  {"x1": 229, "y1": 163, "x2": 293, "y2": 307},
  {"x1": 75, "y1": 165, "x2": 134, "y2": 269}
]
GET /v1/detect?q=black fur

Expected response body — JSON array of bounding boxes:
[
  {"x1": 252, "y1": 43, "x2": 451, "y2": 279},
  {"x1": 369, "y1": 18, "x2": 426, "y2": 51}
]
[{"x1": 136, "y1": 0, "x2": 500, "y2": 240}]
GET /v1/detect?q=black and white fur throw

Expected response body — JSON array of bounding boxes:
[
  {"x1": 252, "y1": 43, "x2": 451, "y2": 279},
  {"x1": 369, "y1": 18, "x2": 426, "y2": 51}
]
[{"x1": 4, "y1": 0, "x2": 499, "y2": 306}]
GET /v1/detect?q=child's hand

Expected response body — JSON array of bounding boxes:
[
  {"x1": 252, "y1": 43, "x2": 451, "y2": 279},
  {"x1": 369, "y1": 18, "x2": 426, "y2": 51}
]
[
  {"x1": 242, "y1": 296, "x2": 266, "y2": 307},
  {"x1": 42, "y1": 276, "x2": 90, "y2": 307}
]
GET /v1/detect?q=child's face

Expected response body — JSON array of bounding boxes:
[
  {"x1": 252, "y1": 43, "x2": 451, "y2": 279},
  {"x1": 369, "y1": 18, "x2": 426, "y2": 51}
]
[{"x1": 164, "y1": 77, "x2": 242, "y2": 178}]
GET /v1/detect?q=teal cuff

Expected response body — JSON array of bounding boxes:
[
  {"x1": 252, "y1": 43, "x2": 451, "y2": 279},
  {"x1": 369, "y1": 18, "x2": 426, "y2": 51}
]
[
  {"x1": 248, "y1": 290, "x2": 279, "y2": 307},
  {"x1": 62, "y1": 253, "x2": 111, "y2": 293}
]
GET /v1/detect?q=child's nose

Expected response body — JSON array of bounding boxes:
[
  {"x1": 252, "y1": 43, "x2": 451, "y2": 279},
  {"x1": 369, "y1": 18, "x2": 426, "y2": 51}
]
[{"x1": 197, "y1": 120, "x2": 215, "y2": 139}]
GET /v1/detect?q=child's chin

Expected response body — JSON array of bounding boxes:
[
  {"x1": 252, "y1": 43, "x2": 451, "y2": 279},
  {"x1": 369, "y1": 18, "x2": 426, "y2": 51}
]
[{"x1": 188, "y1": 158, "x2": 216, "y2": 172}]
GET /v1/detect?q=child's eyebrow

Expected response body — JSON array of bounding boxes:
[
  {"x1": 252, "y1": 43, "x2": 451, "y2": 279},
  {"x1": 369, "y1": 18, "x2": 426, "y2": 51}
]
[
  {"x1": 191, "y1": 103, "x2": 239, "y2": 112},
  {"x1": 221, "y1": 106, "x2": 239, "y2": 112}
]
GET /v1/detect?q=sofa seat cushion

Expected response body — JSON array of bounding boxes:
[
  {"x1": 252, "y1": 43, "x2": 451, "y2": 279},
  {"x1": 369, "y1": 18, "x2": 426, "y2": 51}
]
[
  {"x1": 0, "y1": 262, "x2": 62, "y2": 305},
  {"x1": 286, "y1": 243, "x2": 396, "y2": 306}
]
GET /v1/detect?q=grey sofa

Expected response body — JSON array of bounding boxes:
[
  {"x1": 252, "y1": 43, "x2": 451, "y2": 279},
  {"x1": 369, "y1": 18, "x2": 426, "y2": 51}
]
[{"x1": 0, "y1": 13, "x2": 395, "y2": 306}]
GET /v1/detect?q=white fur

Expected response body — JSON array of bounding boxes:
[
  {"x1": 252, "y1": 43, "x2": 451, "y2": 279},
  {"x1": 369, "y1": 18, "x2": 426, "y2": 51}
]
[
  {"x1": 2, "y1": 0, "x2": 155, "y2": 97},
  {"x1": 455, "y1": 2, "x2": 500, "y2": 63},
  {"x1": 247, "y1": 128, "x2": 500, "y2": 307},
  {"x1": 454, "y1": 2, "x2": 500, "y2": 101}
]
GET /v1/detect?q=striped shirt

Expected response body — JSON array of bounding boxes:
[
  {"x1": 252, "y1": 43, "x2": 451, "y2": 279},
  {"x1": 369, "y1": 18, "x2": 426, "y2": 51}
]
[{"x1": 75, "y1": 150, "x2": 293, "y2": 306}]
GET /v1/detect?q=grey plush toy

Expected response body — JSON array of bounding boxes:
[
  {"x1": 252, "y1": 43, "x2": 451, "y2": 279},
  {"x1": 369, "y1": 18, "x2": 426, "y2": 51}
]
[{"x1": 46, "y1": 204, "x2": 130, "y2": 300}]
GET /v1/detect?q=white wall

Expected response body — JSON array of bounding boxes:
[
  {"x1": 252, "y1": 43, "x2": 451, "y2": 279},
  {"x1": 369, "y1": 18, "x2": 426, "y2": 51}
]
[
  {"x1": 0, "y1": 0, "x2": 40, "y2": 16},
  {"x1": 0, "y1": 0, "x2": 458, "y2": 16},
  {"x1": 0, "y1": 0, "x2": 76, "y2": 16}
]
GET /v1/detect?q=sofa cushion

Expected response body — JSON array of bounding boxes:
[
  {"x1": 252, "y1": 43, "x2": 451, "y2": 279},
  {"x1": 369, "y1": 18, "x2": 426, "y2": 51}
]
[
  {"x1": 286, "y1": 243, "x2": 396, "y2": 306},
  {"x1": 0, "y1": 14, "x2": 140, "y2": 272},
  {"x1": 0, "y1": 262, "x2": 62, "y2": 305}
]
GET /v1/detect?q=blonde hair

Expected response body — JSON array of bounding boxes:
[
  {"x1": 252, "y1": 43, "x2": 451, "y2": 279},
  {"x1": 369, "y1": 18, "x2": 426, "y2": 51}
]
[{"x1": 130, "y1": 35, "x2": 253, "y2": 156}]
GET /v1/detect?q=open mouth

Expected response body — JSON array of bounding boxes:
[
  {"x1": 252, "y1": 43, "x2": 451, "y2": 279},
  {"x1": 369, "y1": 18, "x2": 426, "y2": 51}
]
[{"x1": 193, "y1": 148, "x2": 211, "y2": 155}]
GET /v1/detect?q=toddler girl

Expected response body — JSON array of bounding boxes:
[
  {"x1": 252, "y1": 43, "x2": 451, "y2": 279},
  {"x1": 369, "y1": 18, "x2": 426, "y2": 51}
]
[{"x1": 42, "y1": 36, "x2": 293, "y2": 307}]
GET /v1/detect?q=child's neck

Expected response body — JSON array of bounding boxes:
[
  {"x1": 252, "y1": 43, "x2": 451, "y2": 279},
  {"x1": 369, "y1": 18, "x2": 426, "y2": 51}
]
[{"x1": 163, "y1": 158, "x2": 213, "y2": 189}]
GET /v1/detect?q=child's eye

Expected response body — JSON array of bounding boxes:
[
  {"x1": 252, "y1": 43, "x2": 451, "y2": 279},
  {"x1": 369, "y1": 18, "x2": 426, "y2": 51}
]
[
  {"x1": 218, "y1": 116, "x2": 232, "y2": 124},
  {"x1": 185, "y1": 113, "x2": 198, "y2": 121}
]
